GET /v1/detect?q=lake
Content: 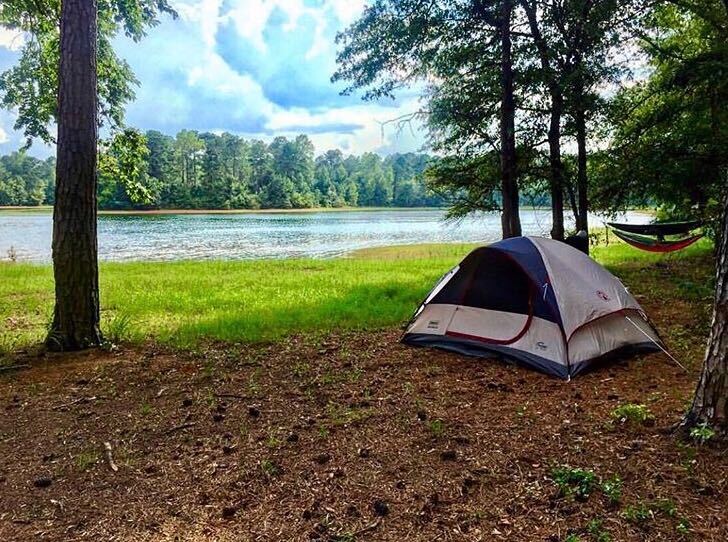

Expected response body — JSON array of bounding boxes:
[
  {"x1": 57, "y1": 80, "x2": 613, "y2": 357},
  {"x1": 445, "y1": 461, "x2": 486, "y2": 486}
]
[{"x1": 0, "y1": 208, "x2": 645, "y2": 263}]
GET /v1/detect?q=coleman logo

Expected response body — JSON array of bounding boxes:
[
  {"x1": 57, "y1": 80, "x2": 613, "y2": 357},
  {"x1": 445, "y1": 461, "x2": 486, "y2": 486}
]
[
  {"x1": 596, "y1": 290, "x2": 610, "y2": 301},
  {"x1": 427, "y1": 320, "x2": 440, "y2": 330}
]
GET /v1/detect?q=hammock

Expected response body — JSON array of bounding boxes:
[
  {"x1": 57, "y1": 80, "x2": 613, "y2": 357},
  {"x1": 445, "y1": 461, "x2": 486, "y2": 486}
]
[
  {"x1": 611, "y1": 228, "x2": 704, "y2": 253},
  {"x1": 607, "y1": 220, "x2": 702, "y2": 237}
]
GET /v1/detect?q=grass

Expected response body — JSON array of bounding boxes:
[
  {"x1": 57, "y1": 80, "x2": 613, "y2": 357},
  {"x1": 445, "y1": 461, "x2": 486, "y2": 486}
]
[{"x1": 0, "y1": 236, "x2": 713, "y2": 354}]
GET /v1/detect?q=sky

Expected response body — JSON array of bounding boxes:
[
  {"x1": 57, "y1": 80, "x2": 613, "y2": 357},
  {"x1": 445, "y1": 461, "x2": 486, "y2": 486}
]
[{"x1": 0, "y1": 0, "x2": 427, "y2": 158}]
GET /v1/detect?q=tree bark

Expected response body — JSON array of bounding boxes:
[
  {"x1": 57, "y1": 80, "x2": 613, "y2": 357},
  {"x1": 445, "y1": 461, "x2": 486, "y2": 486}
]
[
  {"x1": 575, "y1": 104, "x2": 589, "y2": 242},
  {"x1": 682, "y1": 190, "x2": 728, "y2": 435},
  {"x1": 499, "y1": 0, "x2": 521, "y2": 239},
  {"x1": 549, "y1": 91, "x2": 565, "y2": 241},
  {"x1": 520, "y1": 0, "x2": 564, "y2": 241},
  {"x1": 47, "y1": 0, "x2": 102, "y2": 351}
]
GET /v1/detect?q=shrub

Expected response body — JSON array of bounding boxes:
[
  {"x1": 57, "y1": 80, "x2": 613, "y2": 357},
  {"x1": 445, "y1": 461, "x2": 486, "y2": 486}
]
[
  {"x1": 600, "y1": 475, "x2": 623, "y2": 505},
  {"x1": 622, "y1": 503, "x2": 653, "y2": 524},
  {"x1": 611, "y1": 403, "x2": 654, "y2": 425},
  {"x1": 689, "y1": 423, "x2": 715, "y2": 444},
  {"x1": 551, "y1": 466, "x2": 596, "y2": 501}
]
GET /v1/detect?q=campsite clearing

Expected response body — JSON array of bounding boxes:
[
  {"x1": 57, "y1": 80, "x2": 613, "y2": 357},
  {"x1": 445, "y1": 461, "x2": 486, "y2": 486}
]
[{"x1": 0, "y1": 239, "x2": 726, "y2": 541}]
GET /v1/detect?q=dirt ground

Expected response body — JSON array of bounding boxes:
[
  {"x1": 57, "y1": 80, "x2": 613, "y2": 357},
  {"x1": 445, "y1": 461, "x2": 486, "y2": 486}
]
[{"x1": 1, "y1": 321, "x2": 726, "y2": 542}]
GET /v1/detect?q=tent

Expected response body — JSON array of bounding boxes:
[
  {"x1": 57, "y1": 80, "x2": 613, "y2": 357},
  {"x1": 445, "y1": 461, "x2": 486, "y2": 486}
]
[{"x1": 402, "y1": 236, "x2": 662, "y2": 379}]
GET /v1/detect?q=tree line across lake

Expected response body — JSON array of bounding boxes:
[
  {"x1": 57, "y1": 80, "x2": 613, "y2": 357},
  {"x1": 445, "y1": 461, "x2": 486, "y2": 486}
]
[{"x1": 0, "y1": 131, "x2": 446, "y2": 210}]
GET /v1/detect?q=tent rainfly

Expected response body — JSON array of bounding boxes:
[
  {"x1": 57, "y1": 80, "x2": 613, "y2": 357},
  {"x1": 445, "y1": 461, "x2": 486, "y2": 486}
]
[{"x1": 402, "y1": 236, "x2": 663, "y2": 379}]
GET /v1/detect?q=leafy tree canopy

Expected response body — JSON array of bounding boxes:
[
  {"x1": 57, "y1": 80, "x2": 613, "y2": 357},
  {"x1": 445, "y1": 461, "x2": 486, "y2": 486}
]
[
  {"x1": 595, "y1": 0, "x2": 728, "y2": 226},
  {"x1": 0, "y1": 0, "x2": 176, "y2": 145}
]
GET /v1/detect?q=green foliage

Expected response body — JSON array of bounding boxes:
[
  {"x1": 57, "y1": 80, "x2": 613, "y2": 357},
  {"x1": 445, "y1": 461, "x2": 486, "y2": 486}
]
[
  {"x1": 0, "y1": 242, "x2": 473, "y2": 349},
  {"x1": 0, "y1": 1, "x2": 176, "y2": 145},
  {"x1": 551, "y1": 466, "x2": 597, "y2": 500},
  {"x1": 0, "y1": 152, "x2": 54, "y2": 206},
  {"x1": 427, "y1": 419, "x2": 446, "y2": 438},
  {"x1": 75, "y1": 450, "x2": 100, "y2": 472},
  {"x1": 0, "y1": 237, "x2": 714, "y2": 353},
  {"x1": 676, "y1": 517, "x2": 691, "y2": 536},
  {"x1": 0, "y1": 132, "x2": 441, "y2": 210},
  {"x1": 689, "y1": 422, "x2": 716, "y2": 444},
  {"x1": 260, "y1": 459, "x2": 281, "y2": 478},
  {"x1": 597, "y1": 0, "x2": 728, "y2": 227},
  {"x1": 103, "y1": 312, "x2": 134, "y2": 344},
  {"x1": 622, "y1": 502, "x2": 653, "y2": 524},
  {"x1": 611, "y1": 403, "x2": 654, "y2": 425},
  {"x1": 622, "y1": 499, "x2": 685, "y2": 527},
  {"x1": 98, "y1": 129, "x2": 153, "y2": 208},
  {"x1": 599, "y1": 475, "x2": 623, "y2": 505},
  {"x1": 587, "y1": 519, "x2": 612, "y2": 542}
]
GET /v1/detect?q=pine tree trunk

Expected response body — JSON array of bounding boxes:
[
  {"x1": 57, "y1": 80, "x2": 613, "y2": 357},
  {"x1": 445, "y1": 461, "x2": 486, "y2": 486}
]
[
  {"x1": 549, "y1": 91, "x2": 565, "y2": 241},
  {"x1": 47, "y1": 0, "x2": 102, "y2": 351},
  {"x1": 683, "y1": 190, "x2": 728, "y2": 435},
  {"x1": 521, "y1": 0, "x2": 562, "y2": 240},
  {"x1": 575, "y1": 105, "x2": 589, "y2": 244},
  {"x1": 499, "y1": 0, "x2": 521, "y2": 239}
]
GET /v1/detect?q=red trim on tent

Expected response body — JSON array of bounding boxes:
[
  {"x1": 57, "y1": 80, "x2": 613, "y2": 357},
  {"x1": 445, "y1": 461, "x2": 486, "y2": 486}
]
[
  {"x1": 565, "y1": 308, "x2": 662, "y2": 346},
  {"x1": 445, "y1": 305, "x2": 534, "y2": 346}
]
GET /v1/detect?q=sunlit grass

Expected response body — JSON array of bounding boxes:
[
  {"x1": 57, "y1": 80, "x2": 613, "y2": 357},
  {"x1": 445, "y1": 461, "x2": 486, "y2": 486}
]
[{"x1": 0, "y1": 236, "x2": 714, "y2": 354}]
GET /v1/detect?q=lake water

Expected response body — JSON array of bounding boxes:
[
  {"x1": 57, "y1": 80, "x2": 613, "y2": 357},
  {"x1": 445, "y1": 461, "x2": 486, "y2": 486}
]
[{"x1": 0, "y1": 209, "x2": 645, "y2": 263}]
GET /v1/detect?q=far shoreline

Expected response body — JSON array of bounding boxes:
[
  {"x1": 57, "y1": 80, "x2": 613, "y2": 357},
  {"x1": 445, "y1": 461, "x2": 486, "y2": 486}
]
[
  {"x1": 0, "y1": 205, "x2": 445, "y2": 215},
  {"x1": 0, "y1": 205, "x2": 656, "y2": 216}
]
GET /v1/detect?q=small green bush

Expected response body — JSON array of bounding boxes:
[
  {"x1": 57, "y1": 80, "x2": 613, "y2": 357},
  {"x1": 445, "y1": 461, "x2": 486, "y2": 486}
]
[
  {"x1": 689, "y1": 423, "x2": 715, "y2": 444},
  {"x1": 622, "y1": 502, "x2": 653, "y2": 524},
  {"x1": 428, "y1": 419, "x2": 446, "y2": 438},
  {"x1": 600, "y1": 475, "x2": 623, "y2": 505},
  {"x1": 611, "y1": 403, "x2": 654, "y2": 425},
  {"x1": 587, "y1": 519, "x2": 612, "y2": 542},
  {"x1": 551, "y1": 466, "x2": 596, "y2": 501}
]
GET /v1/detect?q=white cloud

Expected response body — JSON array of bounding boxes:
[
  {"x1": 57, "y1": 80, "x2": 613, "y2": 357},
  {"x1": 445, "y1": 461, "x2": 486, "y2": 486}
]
[
  {"x1": 0, "y1": 28, "x2": 24, "y2": 51},
  {"x1": 1, "y1": 1, "x2": 427, "y2": 157}
]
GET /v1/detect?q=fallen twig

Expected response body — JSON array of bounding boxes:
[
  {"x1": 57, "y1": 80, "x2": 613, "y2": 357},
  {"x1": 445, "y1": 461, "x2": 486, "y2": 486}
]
[
  {"x1": 214, "y1": 393, "x2": 249, "y2": 400},
  {"x1": 352, "y1": 521, "x2": 380, "y2": 536},
  {"x1": 103, "y1": 442, "x2": 119, "y2": 472},
  {"x1": 0, "y1": 364, "x2": 30, "y2": 373},
  {"x1": 163, "y1": 422, "x2": 196, "y2": 435},
  {"x1": 51, "y1": 396, "x2": 97, "y2": 411}
]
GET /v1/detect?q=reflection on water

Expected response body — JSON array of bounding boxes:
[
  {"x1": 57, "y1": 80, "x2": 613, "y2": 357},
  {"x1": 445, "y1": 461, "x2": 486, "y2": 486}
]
[{"x1": 0, "y1": 209, "x2": 646, "y2": 263}]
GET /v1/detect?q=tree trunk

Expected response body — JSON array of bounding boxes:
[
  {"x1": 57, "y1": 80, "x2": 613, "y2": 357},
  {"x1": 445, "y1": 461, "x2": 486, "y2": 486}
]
[
  {"x1": 565, "y1": 180, "x2": 579, "y2": 225},
  {"x1": 47, "y1": 0, "x2": 102, "y2": 351},
  {"x1": 682, "y1": 190, "x2": 728, "y2": 435},
  {"x1": 521, "y1": 0, "x2": 562, "y2": 240},
  {"x1": 575, "y1": 105, "x2": 589, "y2": 243},
  {"x1": 499, "y1": 0, "x2": 521, "y2": 239},
  {"x1": 549, "y1": 91, "x2": 565, "y2": 241}
]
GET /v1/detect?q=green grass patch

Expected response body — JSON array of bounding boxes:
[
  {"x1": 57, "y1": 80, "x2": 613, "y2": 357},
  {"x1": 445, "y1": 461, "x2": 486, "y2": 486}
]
[{"x1": 0, "y1": 237, "x2": 713, "y2": 352}]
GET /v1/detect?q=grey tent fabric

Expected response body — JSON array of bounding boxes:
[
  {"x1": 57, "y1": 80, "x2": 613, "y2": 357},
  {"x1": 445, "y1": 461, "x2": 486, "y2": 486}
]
[{"x1": 402, "y1": 236, "x2": 662, "y2": 379}]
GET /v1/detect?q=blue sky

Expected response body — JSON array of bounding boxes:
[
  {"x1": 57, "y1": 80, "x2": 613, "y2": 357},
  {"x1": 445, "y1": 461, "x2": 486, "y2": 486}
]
[{"x1": 0, "y1": 0, "x2": 427, "y2": 158}]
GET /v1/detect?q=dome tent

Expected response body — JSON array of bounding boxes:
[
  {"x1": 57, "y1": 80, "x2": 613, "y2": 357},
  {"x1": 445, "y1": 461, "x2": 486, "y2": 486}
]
[{"x1": 402, "y1": 237, "x2": 662, "y2": 379}]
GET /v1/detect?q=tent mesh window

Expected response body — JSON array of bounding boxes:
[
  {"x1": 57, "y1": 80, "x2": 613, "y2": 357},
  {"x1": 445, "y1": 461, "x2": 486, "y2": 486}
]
[{"x1": 429, "y1": 249, "x2": 532, "y2": 315}]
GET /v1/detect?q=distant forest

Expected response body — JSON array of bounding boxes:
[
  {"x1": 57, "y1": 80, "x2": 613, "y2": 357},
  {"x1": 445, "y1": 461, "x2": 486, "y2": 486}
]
[{"x1": 0, "y1": 130, "x2": 445, "y2": 210}]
